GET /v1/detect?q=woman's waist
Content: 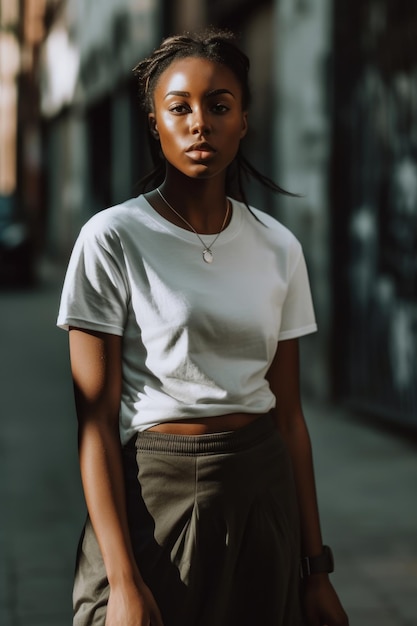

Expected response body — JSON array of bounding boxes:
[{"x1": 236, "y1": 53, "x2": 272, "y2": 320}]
[{"x1": 146, "y1": 412, "x2": 263, "y2": 435}]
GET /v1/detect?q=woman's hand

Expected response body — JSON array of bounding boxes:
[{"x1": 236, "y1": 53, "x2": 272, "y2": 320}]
[
  {"x1": 105, "y1": 578, "x2": 164, "y2": 626},
  {"x1": 302, "y1": 574, "x2": 349, "y2": 626}
]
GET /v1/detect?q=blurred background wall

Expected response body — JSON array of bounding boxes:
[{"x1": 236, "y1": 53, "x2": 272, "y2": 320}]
[{"x1": 1, "y1": 0, "x2": 416, "y2": 428}]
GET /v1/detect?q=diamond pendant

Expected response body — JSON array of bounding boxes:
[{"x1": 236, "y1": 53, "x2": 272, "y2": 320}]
[{"x1": 203, "y1": 249, "x2": 213, "y2": 264}]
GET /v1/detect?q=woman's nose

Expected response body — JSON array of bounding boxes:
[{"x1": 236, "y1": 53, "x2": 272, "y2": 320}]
[{"x1": 190, "y1": 109, "x2": 211, "y2": 134}]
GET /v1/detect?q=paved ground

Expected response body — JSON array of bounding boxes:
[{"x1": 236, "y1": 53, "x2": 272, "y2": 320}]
[{"x1": 0, "y1": 272, "x2": 416, "y2": 625}]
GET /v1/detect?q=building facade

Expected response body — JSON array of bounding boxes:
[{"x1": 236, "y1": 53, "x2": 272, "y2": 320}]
[
  {"x1": 0, "y1": 0, "x2": 48, "y2": 284},
  {"x1": 331, "y1": 1, "x2": 417, "y2": 426},
  {"x1": 40, "y1": 0, "x2": 162, "y2": 257}
]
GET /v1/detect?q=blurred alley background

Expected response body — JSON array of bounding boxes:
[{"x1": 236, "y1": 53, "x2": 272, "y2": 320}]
[{"x1": 0, "y1": 0, "x2": 416, "y2": 624}]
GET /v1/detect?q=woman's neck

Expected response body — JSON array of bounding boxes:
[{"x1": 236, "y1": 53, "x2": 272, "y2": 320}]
[{"x1": 154, "y1": 172, "x2": 230, "y2": 234}]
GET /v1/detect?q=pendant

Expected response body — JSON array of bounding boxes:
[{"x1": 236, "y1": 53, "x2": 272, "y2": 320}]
[{"x1": 203, "y1": 248, "x2": 213, "y2": 264}]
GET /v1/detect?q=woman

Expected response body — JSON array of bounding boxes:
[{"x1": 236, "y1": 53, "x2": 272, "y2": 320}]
[{"x1": 58, "y1": 28, "x2": 349, "y2": 626}]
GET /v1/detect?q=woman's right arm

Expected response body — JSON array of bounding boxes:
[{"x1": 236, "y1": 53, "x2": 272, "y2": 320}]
[{"x1": 69, "y1": 327, "x2": 163, "y2": 626}]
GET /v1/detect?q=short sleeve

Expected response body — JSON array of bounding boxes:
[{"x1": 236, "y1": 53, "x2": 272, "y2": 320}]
[
  {"x1": 57, "y1": 223, "x2": 130, "y2": 335},
  {"x1": 278, "y1": 245, "x2": 317, "y2": 341}
]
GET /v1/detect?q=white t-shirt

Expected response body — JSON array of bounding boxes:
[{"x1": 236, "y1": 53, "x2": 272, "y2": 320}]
[{"x1": 57, "y1": 195, "x2": 317, "y2": 444}]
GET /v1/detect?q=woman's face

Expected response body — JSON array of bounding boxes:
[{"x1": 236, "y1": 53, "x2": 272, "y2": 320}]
[{"x1": 149, "y1": 56, "x2": 248, "y2": 181}]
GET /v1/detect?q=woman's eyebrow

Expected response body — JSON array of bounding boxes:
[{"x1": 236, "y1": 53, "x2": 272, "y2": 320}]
[
  {"x1": 206, "y1": 88, "x2": 235, "y2": 99},
  {"x1": 164, "y1": 90, "x2": 190, "y2": 99},
  {"x1": 164, "y1": 88, "x2": 236, "y2": 99}
]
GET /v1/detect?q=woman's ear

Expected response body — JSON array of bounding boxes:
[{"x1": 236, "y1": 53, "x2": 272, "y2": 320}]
[
  {"x1": 240, "y1": 111, "x2": 248, "y2": 139},
  {"x1": 148, "y1": 114, "x2": 159, "y2": 140}
]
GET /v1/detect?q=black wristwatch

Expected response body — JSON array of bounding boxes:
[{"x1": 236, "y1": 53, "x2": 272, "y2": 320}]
[{"x1": 300, "y1": 545, "x2": 334, "y2": 578}]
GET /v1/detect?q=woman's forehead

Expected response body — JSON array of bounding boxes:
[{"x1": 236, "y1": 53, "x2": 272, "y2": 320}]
[{"x1": 155, "y1": 57, "x2": 241, "y2": 94}]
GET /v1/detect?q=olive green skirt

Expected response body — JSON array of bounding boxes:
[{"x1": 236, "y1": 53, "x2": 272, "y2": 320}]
[{"x1": 73, "y1": 415, "x2": 304, "y2": 625}]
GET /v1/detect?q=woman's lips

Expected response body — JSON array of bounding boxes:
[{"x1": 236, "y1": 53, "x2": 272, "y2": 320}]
[
  {"x1": 187, "y1": 149, "x2": 215, "y2": 161},
  {"x1": 186, "y1": 143, "x2": 216, "y2": 161}
]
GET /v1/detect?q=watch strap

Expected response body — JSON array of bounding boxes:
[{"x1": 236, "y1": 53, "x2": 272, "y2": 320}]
[{"x1": 300, "y1": 545, "x2": 334, "y2": 578}]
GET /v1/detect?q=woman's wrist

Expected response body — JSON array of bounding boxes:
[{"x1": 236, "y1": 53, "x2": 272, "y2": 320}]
[{"x1": 106, "y1": 558, "x2": 143, "y2": 589}]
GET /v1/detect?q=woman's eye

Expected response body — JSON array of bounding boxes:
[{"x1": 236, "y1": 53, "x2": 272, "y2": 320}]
[
  {"x1": 169, "y1": 104, "x2": 189, "y2": 114},
  {"x1": 212, "y1": 103, "x2": 229, "y2": 113}
]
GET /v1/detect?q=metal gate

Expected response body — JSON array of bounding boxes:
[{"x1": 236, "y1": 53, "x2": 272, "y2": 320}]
[{"x1": 331, "y1": 2, "x2": 417, "y2": 427}]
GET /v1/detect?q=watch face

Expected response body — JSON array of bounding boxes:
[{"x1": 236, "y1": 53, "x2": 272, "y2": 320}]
[
  {"x1": 318, "y1": 546, "x2": 334, "y2": 573},
  {"x1": 323, "y1": 545, "x2": 334, "y2": 572}
]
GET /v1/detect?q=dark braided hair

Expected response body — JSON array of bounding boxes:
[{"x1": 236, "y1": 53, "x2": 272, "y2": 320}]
[{"x1": 133, "y1": 28, "x2": 294, "y2": 203}]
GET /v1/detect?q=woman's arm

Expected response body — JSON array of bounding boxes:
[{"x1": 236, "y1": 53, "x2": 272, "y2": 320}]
[
  {"x1": 266, "y1": 338, "x2": 348, "y2": 626},
  {"x1": 69, "y1": 327, "x2": 163, "y2": 626}
]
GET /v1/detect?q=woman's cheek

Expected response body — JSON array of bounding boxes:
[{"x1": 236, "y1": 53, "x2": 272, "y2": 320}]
[{"x1": 160, "y1": 113, "x2": 181, "y2": 134}]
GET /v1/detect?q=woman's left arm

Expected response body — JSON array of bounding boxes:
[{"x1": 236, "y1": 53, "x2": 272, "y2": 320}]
[{"x1": 266, "y1": 338, "x2": 349, "y2": 626}]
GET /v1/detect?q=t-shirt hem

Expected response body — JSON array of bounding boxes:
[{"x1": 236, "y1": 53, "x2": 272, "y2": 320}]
[
  {"x1": 278, "y1": 323, "x2": 318, "y2": 341},
  {"x1": 57, "y1": 317, "x2": 124, "y2": 336},
  {"x1": 120, "y1": 404, "x2": 274, "y2": 444}
]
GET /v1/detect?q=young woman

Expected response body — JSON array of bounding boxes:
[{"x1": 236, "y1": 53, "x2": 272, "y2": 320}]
[{"x1": 58, "y1": 29, "x2": 349, "y2": 626}]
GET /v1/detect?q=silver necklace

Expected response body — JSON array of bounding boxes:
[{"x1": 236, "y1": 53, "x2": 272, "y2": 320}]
[{"x1": 156, "y1": 187, "x2": 230, "y2": 264}]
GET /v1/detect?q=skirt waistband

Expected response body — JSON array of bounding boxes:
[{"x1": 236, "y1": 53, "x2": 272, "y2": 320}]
[{"x1": 134, "y1": 414, "x2": 275, "y2": 456}]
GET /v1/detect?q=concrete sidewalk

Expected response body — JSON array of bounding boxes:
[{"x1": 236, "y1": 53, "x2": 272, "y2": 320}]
[
  {"x1": 307, "y1": 401, "x2": 417, "y2": 626},
  {"x1": 0, "y1": 279, "x2": 84, "y2": 626},
  {"x1": 1, "y1": 278, "x2": 416, "y2": 625}
]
